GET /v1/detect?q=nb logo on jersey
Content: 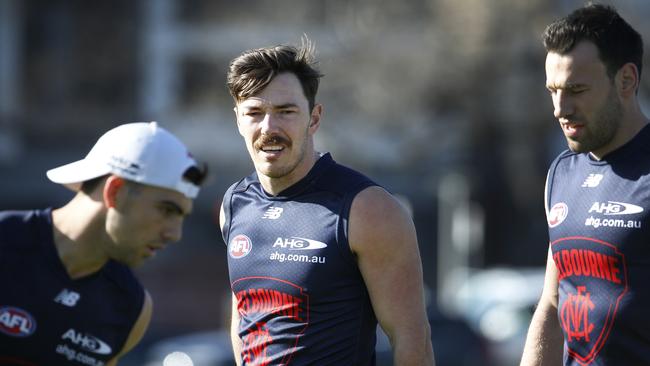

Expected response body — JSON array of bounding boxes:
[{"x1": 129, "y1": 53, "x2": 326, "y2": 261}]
[
  {"x1": 54, "y1": 289, "x2": 80, "y2": 307},
  {"x1": 582, "y1": 174, "x2": 603, "y2": 188},
  {"x1": 262, "y1": 206, "x2": 283, "y2": 220}
]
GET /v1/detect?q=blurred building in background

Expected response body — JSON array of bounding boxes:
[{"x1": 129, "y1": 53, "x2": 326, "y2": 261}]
[{"x1": 1, "y1": 0, "x2": 649, "y2": 365}]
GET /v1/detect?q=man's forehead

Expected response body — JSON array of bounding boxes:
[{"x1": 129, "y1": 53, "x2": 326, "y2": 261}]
[
  {"x1": 237, "y1": 96, "x2": 301, "y2": 110},
  {"x1": 545, "y1": 46, "x2": 607, "y2": 86},
  {"x1": 237, "y1": 73, "x2": 307, "y2": 109},
  {"x1": 238, "y1": 97, "x2": 276, "y2": 108},
  {"x1": 546, "y1": 42, "x2": 603, "y2": 71},
  {"x1": 141, "y1": 183, "x2": 193, "y2": 213}
]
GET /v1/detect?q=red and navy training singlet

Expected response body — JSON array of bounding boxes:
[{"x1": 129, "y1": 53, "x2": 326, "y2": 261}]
[
  {"x1": 0, "y1": 209, "x2": 144, "y2": 365},
  {"x1": 546, "y1": 125, "x2": 650, "y2": 365},
  {"x1": 221, "y1": 153, "x2": 379, "y2": 365}
]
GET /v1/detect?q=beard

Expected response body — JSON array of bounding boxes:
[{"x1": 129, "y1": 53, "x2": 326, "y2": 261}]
[{"x1": 567, "y1": 86, "x2": 622, "y2": 154}]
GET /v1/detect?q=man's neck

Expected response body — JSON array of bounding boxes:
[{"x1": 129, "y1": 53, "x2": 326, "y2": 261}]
[
  {"x1": 259, "y1": 151, "x2": 322, "y2": 196},
  {"x1": 51, "y1": 195, "x2": 109, "y2": 279}
]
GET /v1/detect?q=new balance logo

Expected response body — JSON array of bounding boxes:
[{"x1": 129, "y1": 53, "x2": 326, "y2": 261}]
[
  {"x1": 262, "y1": 206, "x2": 283, "y2": 220},
  {"x1": 582, "y1": 174, "x2": 603, "y2": 188},
  {"x1": 54, "y1": 289, "x2": 80, "y2": 307}
]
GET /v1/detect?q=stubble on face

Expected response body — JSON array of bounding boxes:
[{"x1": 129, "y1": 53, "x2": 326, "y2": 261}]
[
  {"x1": 566, "y1": 85, "x2": 622, "y2": 154},
  {"x1": 254, "y1": 126, "x2": 310, "y2": 179},
  {"x1": 105, "y1": 183, "x2": 188, "y2": 267},
  {"x1": 546, "y1": 41, "x2": 624, "y2": 157},
  {"x1": 239, "y1": 73, "x2": 316, "y2": 184}
]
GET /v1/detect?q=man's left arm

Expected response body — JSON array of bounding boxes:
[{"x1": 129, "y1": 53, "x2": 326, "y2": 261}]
[
  {"x1": 349, "y1": 186, "x2": 434, "y2": 366},
  {"x1": 106, "y1": 290, "x2": 153, "y2": 366}
]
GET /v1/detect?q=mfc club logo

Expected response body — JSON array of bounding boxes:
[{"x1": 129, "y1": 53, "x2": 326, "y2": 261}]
[
  {"x1": 229, "y1": 234, "x2": 253, "y2": 259},
  {"x1": 552, "y1": 237, "x2": 628, "y2": 365},
  {"x1": 561, "y1": 286, "x2": 595, "y2": 343},
  {"x1": 0, "y1": 306, "x2": 37, "y2": 337},
  {"x1": 548, "y1": 202, "x2": 569, "y2": 228}
]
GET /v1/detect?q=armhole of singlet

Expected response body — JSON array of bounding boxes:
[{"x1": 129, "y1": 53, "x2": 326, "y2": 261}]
[
  {"x1": 545, "y1": 152, "x2": 566, "y2": 217},
  {"x1": 544, "y1": 169, "x2": 552, "y2": 218},
  {"x1": 336, "y1": 181, "x2": 378, "y2": 267},
  {"x1": 221, "y1": 182, "x2": 239, "y2": 246}
]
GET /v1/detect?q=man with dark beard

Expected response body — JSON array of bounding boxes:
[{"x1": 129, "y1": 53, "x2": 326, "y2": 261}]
[{"x1": 521, "y1": 4, "x2": 649, "y2": 366}]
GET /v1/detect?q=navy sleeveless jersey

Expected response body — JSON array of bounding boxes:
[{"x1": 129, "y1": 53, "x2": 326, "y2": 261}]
[
  {"x1": 0, "y1": 209, "x2": 144, "y2": 366},
  {"x1": 222, "y1": 153, "x2": 380, "y2": 366},
  {"x1": 546, "y1": 125, "x2": 650, "y2": 365}
]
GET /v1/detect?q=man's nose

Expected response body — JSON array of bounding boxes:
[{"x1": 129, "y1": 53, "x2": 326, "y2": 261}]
[
  {"x1": 162, "y1": 220, "x2": 183, "y2": 244},
  {"x1": 259, "y1": 112, "x2": 280, "y2": 133},
  {"x1": 553, "y1": 91, "x2": 574, "y2": 120}
]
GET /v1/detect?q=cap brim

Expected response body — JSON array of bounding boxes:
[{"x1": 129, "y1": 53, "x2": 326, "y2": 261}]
[{"x1": 46, "y1": 159, "x2": 112, "y2": 191}]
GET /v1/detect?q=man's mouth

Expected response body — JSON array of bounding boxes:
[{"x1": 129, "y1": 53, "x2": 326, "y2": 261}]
[
  {"x1": 261, "y1": 145, "x2": 284, "y2": 152},
  {"x1": 561, "y1": 122, "x2": 584, "y2": 138},
  {"x1": 146, "y1": 245, "x2": 164, "y2": 256},
  {"x1": 255, "y1": 135, "x2": 290, "y2": 153}
]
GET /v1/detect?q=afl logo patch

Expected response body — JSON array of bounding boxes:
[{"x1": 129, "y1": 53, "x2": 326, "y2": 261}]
[
  {"x1": 0, "y1": 306, "x2": 37, "y2": 337},
  {"x1": 548, "y1": 202, "x2": 568, "y2": 228},
  {"x1": 229, "y1": 234, "x2": 252, "y2": 259}
]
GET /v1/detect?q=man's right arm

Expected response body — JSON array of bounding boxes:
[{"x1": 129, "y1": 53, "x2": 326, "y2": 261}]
[{"x1": 520, "y1": 246, "x2": 564, "y2": 366}]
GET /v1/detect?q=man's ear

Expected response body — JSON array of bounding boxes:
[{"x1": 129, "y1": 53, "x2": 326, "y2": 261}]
[
  {"x1": 103, "y1": 176, "x2": 125, "y2": 208},
  {"x1": 234, "y1": 106, "x2": 245, "y2": 137},
  {"x1": 618, "y1": 62, "x2": 639, "y2": 97},
  {"x1": 309, "y1": 103, "x2": 323, "y2": 132}
]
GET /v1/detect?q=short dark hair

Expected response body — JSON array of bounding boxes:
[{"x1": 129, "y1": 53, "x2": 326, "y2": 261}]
[
  {"x1": 182, "y1": 163, "x2": 208, "y2": 186},
  {"x1": 80, "y1": 175, "x2": 108, "y2": 195},
  {"x1": 227, "y1": 38, "x2": 323, "y2": 111},
  {"x1": 542, "y1": 3, "x2": 643, "y2": 79}
]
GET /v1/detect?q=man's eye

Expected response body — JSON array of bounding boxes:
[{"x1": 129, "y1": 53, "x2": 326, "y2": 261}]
[{"x1": 160, "y1": 205, "x2": 179, "y2": 216}]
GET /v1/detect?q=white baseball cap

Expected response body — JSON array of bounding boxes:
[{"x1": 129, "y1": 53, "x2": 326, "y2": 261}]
[{"x1": 47, "y1": 122, "x2": 201, "y2": 199}]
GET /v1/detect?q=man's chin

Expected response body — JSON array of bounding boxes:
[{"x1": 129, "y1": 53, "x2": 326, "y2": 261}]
[
  {"x1": 260, "y1": 171, "x2": 289, "y2": 179},
  {"x1": 256, "y1": 164, "x2": 288, "y2": 179},
  {"x1": 567, "y1": 139, "x2": 588, "y2": 153}
]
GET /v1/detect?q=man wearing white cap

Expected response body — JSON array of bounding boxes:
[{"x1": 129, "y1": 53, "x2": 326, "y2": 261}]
[{"x1": 0, "y1": 122, "x2": 206, "y2": 365}]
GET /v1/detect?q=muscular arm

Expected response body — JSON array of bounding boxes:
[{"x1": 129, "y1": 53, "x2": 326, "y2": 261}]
[
  {"x1": 349, "y1": 186, "x2": 435, "y2": 366},
  {"x1": 520, "y1": 246, "x2": 563, "y2": 366},
  {"x1": 106, "y1": 290, "x2": 153, "y2": 366}
]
